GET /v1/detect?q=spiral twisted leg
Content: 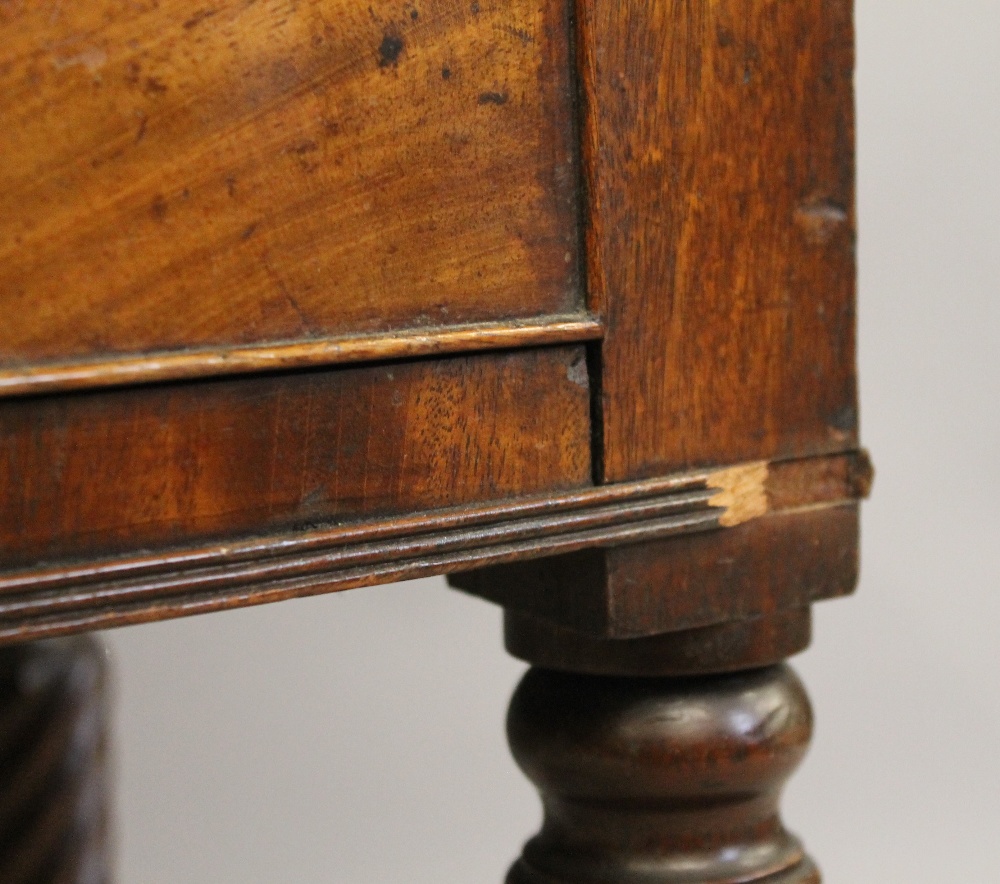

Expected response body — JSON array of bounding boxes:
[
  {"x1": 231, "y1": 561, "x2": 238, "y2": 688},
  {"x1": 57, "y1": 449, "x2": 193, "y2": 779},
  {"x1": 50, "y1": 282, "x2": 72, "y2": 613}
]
[{"x1": 0, "y1": 637, "x2": 111, "y2": 884}]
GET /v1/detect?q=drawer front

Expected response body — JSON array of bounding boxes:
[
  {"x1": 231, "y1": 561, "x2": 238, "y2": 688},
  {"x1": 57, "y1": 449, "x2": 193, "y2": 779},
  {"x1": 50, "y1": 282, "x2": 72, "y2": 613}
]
[
  {"x1": 0, "y1": 0, "x2": 582, "y2": 381},
  {"x1": 0, "y1": 348, "x2": 592, "y2": 569}
]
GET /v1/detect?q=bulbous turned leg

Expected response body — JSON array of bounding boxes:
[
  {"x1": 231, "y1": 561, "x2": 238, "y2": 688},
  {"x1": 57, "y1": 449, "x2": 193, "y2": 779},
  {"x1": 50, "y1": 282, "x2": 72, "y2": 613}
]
[
  {"x1": 0, "y1": 637, "x2": 111, "y2": 884},
  {"x1": 506, "y1": 664, "x2": 818, "y2": 884}
]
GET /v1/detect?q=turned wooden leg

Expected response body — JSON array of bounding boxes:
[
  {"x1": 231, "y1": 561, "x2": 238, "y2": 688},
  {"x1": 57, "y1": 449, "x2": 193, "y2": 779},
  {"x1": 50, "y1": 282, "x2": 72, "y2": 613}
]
[
  {"x1": 0, "y1": 637, "x2": 111, "y2": 884},
  {"x1": 503, "y1": 614, "x2": 819, "y2": 884}
]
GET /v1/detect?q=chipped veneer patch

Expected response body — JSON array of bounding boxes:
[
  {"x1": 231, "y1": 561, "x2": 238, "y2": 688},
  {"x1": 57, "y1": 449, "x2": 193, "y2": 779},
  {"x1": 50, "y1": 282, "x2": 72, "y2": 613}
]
[{"x1": 706, "y1": 461, "x2": 769, "y2": 527}]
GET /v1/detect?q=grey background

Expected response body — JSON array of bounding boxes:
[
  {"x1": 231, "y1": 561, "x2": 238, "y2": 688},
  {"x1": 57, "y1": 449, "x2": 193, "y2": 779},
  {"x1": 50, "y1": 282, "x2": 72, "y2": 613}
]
[{"x1": 103, "y1": 1, "x2": 1000, "y2": 880}]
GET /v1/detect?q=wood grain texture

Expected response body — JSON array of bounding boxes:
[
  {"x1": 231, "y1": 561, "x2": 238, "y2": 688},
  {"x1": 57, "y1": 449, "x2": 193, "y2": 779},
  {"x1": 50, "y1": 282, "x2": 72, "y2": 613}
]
[
  {"x1": 598, "y1": 504, "x2": 859, "y2": 637},
  {"x1": 0, "y1": 461, "x2": 713, "y2": 596},
  {"x1": 577, "y1": 0, "x2": 857, "y2": 478},
  {"x1": 0, "y1": 452, "x2": 866, "y2": 644},
  {"x1": 0, "y1": 0, "x2": 582, "y2": 381},
  {"x1": 453, "y1": 453, "x2": 869, "y2": 637},
  {"x1": 0, "y1": 348, "x2": 592, "y2": 569},
  {"x1": 0, "y1": 316, "x2": 602, "y2": 398},
  {"x1": 506, "y1": 664, "x2": 819, "y2": 883}
]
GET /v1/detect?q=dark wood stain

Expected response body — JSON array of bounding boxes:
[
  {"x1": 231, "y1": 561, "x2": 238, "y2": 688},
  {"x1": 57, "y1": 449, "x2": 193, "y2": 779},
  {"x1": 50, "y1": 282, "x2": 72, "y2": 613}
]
[
  {"x1": 504, "y1": 607, "x2": 812, "y2": 677},
  {"x1": 538, "y1": 445, "x2": 870, "y2": 643},
  {"x1": 0, "y1": 0, "x2": 865, "y2": 876},
  {"x1": 598, "y1": 504, "x2": 860, "y2": 638},
  {"x1": 506, "y1": 664, "x2": 820, "y2": 883},
  {"x1": 453, "y1": 455, "x2": 866, "y2": 638},
  {"x1": 0, "y1": 348, "x2": 592, "y2": 569},
  {"x1": 477, "y1": 91, "x2": 508, "y2": 105},
  {"x1": 0, "y1": 452, "x2": 870, "y2": 644},
  {"x1": 378, "y1": 33, "x2": 404, "y2": 66}
]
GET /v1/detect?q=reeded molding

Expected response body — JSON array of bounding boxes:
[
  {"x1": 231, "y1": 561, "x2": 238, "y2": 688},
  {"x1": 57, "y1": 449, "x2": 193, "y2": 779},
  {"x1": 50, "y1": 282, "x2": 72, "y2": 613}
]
[{"x1": 0, "y1": 451, "x2": 871, "y2": 643}]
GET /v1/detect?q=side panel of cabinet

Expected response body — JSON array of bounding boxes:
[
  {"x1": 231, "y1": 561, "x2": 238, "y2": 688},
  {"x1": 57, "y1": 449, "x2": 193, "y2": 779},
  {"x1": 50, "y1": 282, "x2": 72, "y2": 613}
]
[
  {"x1": 0, "y1": 348, "x2": 592, "y2": 568},
  {"x1": 450, "y1": 0, "x2": 862, "y2": 637},
  {"x1": 580, "y1": 0, "x2": 857, "y2": 478}
]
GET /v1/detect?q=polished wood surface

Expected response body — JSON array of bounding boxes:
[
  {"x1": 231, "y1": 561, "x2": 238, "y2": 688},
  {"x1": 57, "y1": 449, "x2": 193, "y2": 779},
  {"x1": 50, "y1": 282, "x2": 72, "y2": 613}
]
[
  {"x1": 506, "y1": 663, "x2": 818, "y2": 884},
  {"x1": 0, "y1": 348, "x2": 591, "y2": 569},
  {"x1": 0, "y1": 0, "x2": 864, "y2": 879},
  {"x1": 578, "y1": 0, "x2": 857, "y2": 478},
  {"x1": 0, "y1": 317, "x2": 602, "y2": 398},
  {"x1": 0, "y1": 453, "x2": 867, "y2": 643},
  {"x1": 451, "y1": 0, "x2": 861, "y2": 656},
  {"x1": 0, "y1": 0, "x2": 863, "y2": 646},
  {"x1": 456, "y1": 507, "x2": 860, "y2": 631},
  {"x1": 0, "y1": 0, "x2": 583, "y2": 386},
  {"x1": 454, "y1": 452, "x2": 870, "y2": 637},
  {"x1": 504, "y1": 608, "x2": 812, "y2": 677}
]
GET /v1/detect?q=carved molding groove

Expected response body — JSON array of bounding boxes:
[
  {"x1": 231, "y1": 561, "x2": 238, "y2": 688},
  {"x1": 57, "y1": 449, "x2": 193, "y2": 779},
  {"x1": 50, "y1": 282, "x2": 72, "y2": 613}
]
[{"x1": 0, "y1": 452, "x2": 871, "y2": 643}]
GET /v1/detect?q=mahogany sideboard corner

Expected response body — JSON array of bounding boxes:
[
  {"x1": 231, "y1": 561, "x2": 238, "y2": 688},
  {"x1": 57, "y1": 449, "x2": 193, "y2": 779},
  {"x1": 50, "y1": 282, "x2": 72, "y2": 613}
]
[{"x1": 0, "y1": 0, "x2": 870, "y2": 880}]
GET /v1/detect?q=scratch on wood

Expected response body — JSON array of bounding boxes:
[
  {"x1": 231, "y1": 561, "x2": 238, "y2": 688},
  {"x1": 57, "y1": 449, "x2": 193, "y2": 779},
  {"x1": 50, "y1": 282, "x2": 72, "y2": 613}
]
[
  {"x1": 183, "y1": 8, "x2": 219, "y2": 30},
  {"x1": 494, "y1": 22, "x2": 534, "y2": 44},
  {"x1": 794, "y1": 198, "x2": 848, "y2": 244},
  {"x1": 51, "y1": 47, "x2": 107, "y2": 73},
  {"x1": 478, "y1": 91, "x2": 508, "y2": 105},
  {"x1": 706, "y1": 461, "x2": 768, "y2": 527}
]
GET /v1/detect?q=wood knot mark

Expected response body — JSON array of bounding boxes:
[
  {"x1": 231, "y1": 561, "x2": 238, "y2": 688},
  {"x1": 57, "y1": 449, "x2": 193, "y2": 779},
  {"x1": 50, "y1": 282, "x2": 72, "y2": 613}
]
[
  {"x1": 707, "y1": 461, "x2": 768, "y2": 527},
  {"x1": 378, "y1": 34, "x2": 404, "y2": 67},
  {"x1": 795, "y1": 199, "x2": 848, "y2": 244}
]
